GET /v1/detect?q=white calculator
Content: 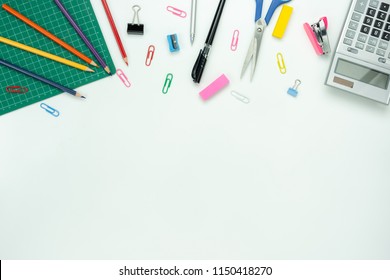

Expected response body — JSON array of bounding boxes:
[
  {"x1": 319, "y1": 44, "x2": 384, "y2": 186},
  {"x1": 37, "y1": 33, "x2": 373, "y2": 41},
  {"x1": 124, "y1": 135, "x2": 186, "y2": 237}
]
[{"x1": 326, "y1": 0, "x2": 390, "y2": 104}]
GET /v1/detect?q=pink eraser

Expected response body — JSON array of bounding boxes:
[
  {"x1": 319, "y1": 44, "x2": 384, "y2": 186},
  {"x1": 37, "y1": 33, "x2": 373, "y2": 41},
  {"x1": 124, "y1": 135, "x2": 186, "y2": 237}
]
[
  {"x1": 199, "y1": 74, "x2": 230, "y2": 100},
  {"x1": 304, "y1": 22, "x2": 323, "y2": 55}
]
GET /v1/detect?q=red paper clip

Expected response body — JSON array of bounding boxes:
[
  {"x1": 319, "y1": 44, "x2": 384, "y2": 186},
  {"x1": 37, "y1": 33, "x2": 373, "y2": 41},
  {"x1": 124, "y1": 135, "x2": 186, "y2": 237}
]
[
  {"x1": 231, "y1": 30, "x2": 240, "y2": 51},
  {"x1": 6, "y1": 86, "x2": 28, "y2": 94},
  {"x1": 166, "y1": 6, "x2": 187, "y2": 18},
  {"x1": 145, "y1": 45, "x2": 155, "y2": 66}
]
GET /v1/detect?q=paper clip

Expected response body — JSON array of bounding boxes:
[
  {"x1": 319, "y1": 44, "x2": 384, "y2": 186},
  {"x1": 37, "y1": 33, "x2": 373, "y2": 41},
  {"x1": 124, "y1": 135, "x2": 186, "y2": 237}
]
[
  {"x1": 231, "y1": 91, "x2": 250, "y2": 104},
  {"x1": 162, "y1": 73, "x2": 173, "y2": 94},
  {"x1": 166, "y1": 6, "x2": 187, "y2": 18},
  {"x1": 231, "y1": 30, "x2": 240, "y2": 51},
  {"x1": 277, "y1": 52, "x2": 287, "y2": 74},
  {"x1": 6, "y1": 86, "x2": 28, "y2": 94},
  {"x1": 116, "y1": 69, "x2": 131, "y2": 88},
  {"x1": 145, "y1": 45, "x2": 155, "y2": 66},
  {"x1": 40, "y1": 103, "x2": 60, "y2": 117}
]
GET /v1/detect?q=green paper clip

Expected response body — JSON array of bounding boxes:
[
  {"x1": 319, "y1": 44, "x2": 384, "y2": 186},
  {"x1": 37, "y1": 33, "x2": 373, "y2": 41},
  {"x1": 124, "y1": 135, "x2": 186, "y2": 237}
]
[{"x1": 162, "y1": 73, "x2": 173, "y2": 94}]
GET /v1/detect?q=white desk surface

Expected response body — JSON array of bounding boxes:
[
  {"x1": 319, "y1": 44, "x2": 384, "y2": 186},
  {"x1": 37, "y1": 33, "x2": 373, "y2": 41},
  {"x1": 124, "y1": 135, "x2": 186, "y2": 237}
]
[{"x1": 1, "y1": 0, "x2": 390, "y2": 259}]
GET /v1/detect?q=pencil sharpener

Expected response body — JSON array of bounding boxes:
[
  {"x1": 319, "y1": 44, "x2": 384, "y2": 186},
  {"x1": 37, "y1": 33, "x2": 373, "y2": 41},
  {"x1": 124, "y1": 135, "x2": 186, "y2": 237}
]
[{"x1": 167, "y1": 34, "x2": 180, "y2": 52}]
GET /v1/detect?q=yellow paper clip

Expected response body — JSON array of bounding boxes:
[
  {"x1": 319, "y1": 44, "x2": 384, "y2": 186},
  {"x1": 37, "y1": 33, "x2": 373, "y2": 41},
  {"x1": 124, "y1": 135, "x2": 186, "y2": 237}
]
[
  {"x1": 162, "y1": 73, "x2": 173, "y2": 94},
  {"x1": 277, "y1": 53, "x2": 287, "y2": 74}
]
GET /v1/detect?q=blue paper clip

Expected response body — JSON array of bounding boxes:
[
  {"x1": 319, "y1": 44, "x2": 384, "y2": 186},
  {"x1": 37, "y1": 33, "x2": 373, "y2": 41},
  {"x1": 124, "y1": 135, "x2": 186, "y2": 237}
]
[
  {"x1": 167, "y1": 34, "x2": 180, "y2": 52},
  {"x1": 40, "y1": 103, "x2": 60, "y2": 117},
  {"x1": 162, "y1": 73, "x2": 174, "y2": 94}
]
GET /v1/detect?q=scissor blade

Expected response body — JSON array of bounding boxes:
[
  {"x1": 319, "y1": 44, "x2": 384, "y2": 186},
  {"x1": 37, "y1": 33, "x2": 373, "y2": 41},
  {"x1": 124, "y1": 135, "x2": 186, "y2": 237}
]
[
  {"x1": 240, "y1": 38, "x2": 256, "y2": 79},
  {"x1": 250, "y1": 21, "x2": 265, "y2": 81}
]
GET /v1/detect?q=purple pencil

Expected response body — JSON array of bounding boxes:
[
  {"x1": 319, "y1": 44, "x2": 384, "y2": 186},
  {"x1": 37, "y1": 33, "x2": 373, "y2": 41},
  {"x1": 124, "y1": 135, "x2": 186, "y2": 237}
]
[{"x1": 54, "y1": 0, "x2": 111, "y2": 74}]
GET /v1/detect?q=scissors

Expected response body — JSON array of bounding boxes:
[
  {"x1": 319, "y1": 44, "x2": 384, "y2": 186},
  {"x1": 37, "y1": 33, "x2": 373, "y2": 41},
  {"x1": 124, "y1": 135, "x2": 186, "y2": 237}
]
[{"x1": 241, "y1": 0, "x2": 291, "y2": 81}]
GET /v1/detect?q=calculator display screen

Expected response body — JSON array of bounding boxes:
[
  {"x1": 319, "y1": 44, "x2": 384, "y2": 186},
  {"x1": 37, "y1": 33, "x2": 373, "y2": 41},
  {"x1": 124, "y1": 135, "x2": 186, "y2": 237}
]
[{"x1": 335, "y1": 59, "x2": 389, "y2": 89}]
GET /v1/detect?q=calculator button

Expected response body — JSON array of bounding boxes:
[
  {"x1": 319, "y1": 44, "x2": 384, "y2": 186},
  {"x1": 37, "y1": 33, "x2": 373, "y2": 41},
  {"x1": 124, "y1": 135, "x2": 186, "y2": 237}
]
[
  {"x1": 356, "y1": 42, "x2": 365, "y2": 49},
  {"x1": 374, "y1": 20, "x2": 384, "y2": 28},
  {"x1": 366, "y1": 45, "x2": 376, "y2": 52},
  {"x1": 377, "y1": 49, "x2": 386, "y2": 56},
  {"x1": 355, "y1": 0, "x2": 368, "y2": 13},
  {"x1": 379, "y1": 57, "x2": 387, "y2": 63},
  {"x1": 371, "y1": 28, "x2": 381, "y2": 37},
  {"x1": 361, "y1": 25, "x2": 371, "y2": 33},
  {"x1": 358, "y1": 33, "x2": 368, "y2": 42},
  {"x1": 378, "y1": 11, "x2": 387, "y2": 20},
  {"x1": 364, "y1": 16, "x2": 374, "y2": 25},
  {"x1": 382, "y1": 31, "x2": 390, "y2": 40},
  {"x1": 349, "y1": 21, "x2": 359, "y2": 30},
  {"x1": 370, "y1": 0, "x2": 379, "y2": 8},
  {"x1": 367, "y1": 7, "x2": 377, "y2": 17},
  {"x1": 385, "y1": 23, "x2": 390, "y2": 32},
  {"x1": 380, "y1": 3, "x2": 390, "y2": 11},
  {"x1": 348, "y1": 47, "x2": 359, "y2": 54},
  {"x1": 344, "y1": 38, "x2": 353, "y2": 46},
  {"x1": 379, "y1": 40, "x2": 389, "y2": 49},
  {"x1": 368, "y1": 37, "x2": 378, "y2": 45},
  {"x1": 352, "y1": 12, "x2": 363, "y2": 21},
  {"x1": 346, "y1": 30, "x2": 356, "y2": 39}
]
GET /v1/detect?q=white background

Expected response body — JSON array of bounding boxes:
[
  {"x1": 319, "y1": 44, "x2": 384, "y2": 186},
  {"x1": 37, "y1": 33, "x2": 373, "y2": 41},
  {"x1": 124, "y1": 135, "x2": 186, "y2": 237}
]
[{"x1": 1, "y1": 0, "x2": 389, "y2": 259}]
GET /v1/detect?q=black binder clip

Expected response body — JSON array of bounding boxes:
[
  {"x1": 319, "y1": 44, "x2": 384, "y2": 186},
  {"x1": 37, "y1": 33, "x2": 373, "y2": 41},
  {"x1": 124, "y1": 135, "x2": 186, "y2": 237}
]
[{"x1": 127, "y1": 5, "x2": 144, "y2": 35}]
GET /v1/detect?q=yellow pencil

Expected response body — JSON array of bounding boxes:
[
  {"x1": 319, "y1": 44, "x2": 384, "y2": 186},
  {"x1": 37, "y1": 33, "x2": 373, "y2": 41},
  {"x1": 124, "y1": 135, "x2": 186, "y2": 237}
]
[{"x1": 0, "y1": 36, "x2": 94, "y2": 72}]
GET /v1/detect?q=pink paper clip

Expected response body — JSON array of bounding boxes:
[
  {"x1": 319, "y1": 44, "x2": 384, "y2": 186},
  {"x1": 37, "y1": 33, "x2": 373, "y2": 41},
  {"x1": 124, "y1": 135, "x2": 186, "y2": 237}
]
[
  {"x1": 116, "y1": 69, "x2": 131, "y2": 88},
  {"x1": 145, "y1": 45, "x2": 155, "y2": 67},
  {"x1": 230, "y1": 30, "x2": 240, "y2": 51},
  {"x1": 166, "y1": 6, "x2": 187, "y2": 18}
]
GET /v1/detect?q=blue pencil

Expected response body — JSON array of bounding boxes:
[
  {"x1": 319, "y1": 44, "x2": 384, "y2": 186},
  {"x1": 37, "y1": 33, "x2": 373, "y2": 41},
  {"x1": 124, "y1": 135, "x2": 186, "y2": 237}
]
[
  {"x1": 54, "y1": 0, "x2": 111, "y2": 75},
  {"x1": 0, "y1": 58, "x2": 85, "y2": 98}
]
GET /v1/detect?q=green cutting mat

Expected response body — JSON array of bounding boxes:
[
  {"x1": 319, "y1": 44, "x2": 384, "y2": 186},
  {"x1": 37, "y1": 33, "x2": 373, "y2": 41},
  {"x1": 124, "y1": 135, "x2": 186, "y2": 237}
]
[{"x1": 0, "y1": 0, "x2": 116, "y2": 116}]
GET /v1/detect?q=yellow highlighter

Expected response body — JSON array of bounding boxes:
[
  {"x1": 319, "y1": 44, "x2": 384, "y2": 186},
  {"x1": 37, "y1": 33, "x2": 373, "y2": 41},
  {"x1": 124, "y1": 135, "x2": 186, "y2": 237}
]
[
  {"x1": 0, "y1": 36, "x2": 94, "y2": 72},
  {"x1": 272, "y1": 5, "x2": 293, "y2": 39}
]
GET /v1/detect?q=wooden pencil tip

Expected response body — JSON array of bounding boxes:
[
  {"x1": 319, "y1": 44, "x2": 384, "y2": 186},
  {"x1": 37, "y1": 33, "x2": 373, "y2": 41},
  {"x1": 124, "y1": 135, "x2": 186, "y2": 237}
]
[
  {"x1": 75, "y1": 92, "x2": 86, "y2": 99},
  {"x1": 86, "y1": 67, "x2": 95, "y2": 73},
  {"x1": 90, "y1": 61, "x2": 98, "y2": 67},
  {"x1": 104, "y1": 66, "x2": 111, "y2": 74},
  {"x1": 124, "y1": 57, "x2": 129, "y2": 66}
]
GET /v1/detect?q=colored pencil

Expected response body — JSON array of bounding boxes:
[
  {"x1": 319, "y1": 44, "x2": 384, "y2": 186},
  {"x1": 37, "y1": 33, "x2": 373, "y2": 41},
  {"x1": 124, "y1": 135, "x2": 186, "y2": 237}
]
[
  {"x1": 0, "y1": 58, "x2": 85, "y2": 99},
  {"x1": 0, "y1": 36, "x2": 94, "y2": 73},
  {"x1": 101, "y1": 0, "x2": 128, "y2": 66},
  {"x1": 54, "y1": 0, "x2": 111, "y2": 74},
  {"x1": 2, "y1": 4, "x2": 98, "y2": 67}
]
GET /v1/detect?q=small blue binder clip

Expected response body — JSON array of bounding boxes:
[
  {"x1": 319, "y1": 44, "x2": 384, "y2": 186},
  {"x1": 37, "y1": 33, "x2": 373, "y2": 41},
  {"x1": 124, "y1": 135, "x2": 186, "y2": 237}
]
[
  {"x1": 287, "y1": 79, "x2": 301, "y2": 97},
  {"x1": 167, "y1": 34, "x2": 180, "y2": 52}
]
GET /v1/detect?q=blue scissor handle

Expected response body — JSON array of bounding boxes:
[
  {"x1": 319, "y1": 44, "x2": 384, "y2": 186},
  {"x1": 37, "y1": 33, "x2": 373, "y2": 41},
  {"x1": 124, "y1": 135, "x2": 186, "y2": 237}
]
[
  {"x1": 264, "y1": 0, "x2": 291, "y2": 25},
  {"x1": 255, "y1": 0, "x2": 263, "y2": 22}
]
